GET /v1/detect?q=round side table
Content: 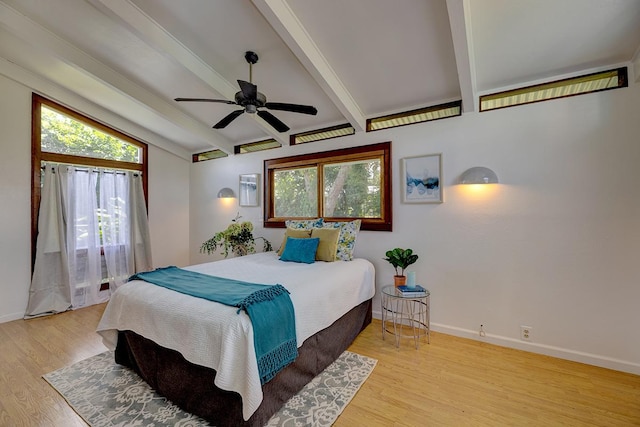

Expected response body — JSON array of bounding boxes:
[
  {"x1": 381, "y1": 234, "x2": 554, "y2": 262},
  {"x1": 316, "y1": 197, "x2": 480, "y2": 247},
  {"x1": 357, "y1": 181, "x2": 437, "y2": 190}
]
[{"x1": 381, "y1": 285, "x2": 430, "y2": 348}]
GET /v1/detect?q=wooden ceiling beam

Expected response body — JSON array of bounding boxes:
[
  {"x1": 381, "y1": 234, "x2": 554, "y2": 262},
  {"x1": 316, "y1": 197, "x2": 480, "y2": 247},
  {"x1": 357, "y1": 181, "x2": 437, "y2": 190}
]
[
  {"x1": 446, "y1": 0, "x2": 478, "y2": 113},
  {"x1": 90, "y1": 0, "x2": 288, "y2": 148},
  {"x1": 0, "y1": 1, "x2": 236, "y2": 154},
  {"x1": 252, "y1": 0, "x2": 367, "y2": 132}
]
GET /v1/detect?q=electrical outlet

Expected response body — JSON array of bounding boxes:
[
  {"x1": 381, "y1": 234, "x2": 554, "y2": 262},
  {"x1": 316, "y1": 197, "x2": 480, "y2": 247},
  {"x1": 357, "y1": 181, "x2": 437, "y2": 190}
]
[
  {"x1": 520, "y1": 325, "x2": 532, "y2": 341},
  {"x1": 479, "y1": 324, "x2": 486, "y2": 337}
]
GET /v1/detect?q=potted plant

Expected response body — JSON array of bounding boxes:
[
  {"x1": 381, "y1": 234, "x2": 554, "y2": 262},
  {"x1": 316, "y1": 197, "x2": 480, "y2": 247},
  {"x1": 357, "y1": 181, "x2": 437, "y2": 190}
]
[
  {"x1": 200, "y1": 213, "x2": 272, "y2": 258},
  {"x1": 383, "y1": 248, "x2": 418, "y2": 287}
]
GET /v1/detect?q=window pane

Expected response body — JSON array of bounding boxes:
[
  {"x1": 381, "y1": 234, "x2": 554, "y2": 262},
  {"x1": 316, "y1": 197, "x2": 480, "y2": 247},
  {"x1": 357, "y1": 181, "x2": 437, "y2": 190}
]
[
  {"x1": 264, "y1": 141, "x2": 391, "y2": 231},
  {"x1": 41, "y1": 106, "x2": 141, "y2": 163},
  {"x1": 479, "y1": 67, "x2": 627, "y2": 112},
  {"x1": 324, "y1": 159, "x2": 381, "y2": 218},
  {"x1": 274, "y1": 167, "x2": 318, "y2": 217}
]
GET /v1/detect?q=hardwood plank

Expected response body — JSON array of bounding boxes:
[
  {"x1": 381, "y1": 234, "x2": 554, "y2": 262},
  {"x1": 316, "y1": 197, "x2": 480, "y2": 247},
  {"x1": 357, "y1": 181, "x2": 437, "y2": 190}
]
[
  {"x1": 338, "y1": 320, "x2": 640, "y2": 426},
  {"x1": 0, "y1": 304, "x2": 107, "y2": 427},
  {"x1": 1, "y1": 304, "x2": 638, "y2": 426}
]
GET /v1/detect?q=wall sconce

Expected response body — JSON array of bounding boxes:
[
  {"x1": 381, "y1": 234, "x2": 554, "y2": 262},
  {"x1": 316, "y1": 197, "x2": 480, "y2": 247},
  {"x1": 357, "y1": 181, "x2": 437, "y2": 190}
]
[
  {"x1": 217, "y1": 187, "x2": 236, "y2": 198},
  {"x1": 459, "y1": 167, "x2": 499, "y2": 184}
]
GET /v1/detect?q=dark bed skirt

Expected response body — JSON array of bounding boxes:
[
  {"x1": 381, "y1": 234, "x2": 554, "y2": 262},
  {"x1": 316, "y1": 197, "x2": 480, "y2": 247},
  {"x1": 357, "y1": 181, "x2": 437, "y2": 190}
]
[{"x1": 114, "y1": 298, "x2": 372, "y2": 427}]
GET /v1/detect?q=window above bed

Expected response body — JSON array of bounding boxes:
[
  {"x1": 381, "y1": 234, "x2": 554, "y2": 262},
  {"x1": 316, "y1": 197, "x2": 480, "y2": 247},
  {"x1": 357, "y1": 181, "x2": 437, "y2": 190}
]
[{"x1": 264, "y1": 141, "x2": 392, "y2": 231}]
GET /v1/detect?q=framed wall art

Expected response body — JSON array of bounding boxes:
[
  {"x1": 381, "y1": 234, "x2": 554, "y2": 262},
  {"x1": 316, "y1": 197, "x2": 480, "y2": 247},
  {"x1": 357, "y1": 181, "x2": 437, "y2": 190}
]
[
  {"x1": 239, "y1": 173, "x2": 260, "y2": 207},
  {"x1": 401, "y1": 153, "x2": 443, "y2": 204}
]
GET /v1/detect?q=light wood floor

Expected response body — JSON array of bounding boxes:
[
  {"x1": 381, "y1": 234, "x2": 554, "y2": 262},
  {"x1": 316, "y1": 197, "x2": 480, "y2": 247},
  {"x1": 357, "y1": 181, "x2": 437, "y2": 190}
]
[{"x1": 1, "y1": 304, "x2": 638, "y2": 426}]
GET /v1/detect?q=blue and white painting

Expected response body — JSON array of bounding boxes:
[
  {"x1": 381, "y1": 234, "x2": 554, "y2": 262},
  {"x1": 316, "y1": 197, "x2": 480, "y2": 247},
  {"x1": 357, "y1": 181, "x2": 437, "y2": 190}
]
[{"x1": 403, "y1": 154, "x2": 442, "y2": 203}]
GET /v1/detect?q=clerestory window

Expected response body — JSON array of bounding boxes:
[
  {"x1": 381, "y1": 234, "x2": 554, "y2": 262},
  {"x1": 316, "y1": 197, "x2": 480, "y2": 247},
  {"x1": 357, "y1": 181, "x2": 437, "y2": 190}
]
[{"x1": 479, "y1": 67, "x2": 627, "y2": 112}]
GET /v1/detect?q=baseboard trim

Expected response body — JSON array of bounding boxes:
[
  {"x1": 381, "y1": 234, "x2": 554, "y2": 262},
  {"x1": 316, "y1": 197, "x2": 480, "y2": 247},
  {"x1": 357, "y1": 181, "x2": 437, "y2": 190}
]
[
  {"x1": 0, "y1": 312, "x2": 25, "y2": 324},
  {"x1": 371, "y1": 309, "x2": 640, "y2": 375}
]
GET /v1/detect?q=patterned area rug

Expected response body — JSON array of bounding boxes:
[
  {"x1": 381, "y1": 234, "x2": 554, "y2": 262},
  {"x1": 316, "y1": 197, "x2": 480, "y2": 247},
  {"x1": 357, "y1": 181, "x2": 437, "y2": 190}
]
[{"x1": 44, "y1": 350, "x2": 377, "y2": 427}]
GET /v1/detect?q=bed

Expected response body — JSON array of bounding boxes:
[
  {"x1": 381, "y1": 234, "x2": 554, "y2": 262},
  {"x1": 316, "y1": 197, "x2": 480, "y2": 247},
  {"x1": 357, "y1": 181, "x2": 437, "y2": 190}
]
[{"x1": 96, "y1": 251, "x2": 375, "y2": 426}]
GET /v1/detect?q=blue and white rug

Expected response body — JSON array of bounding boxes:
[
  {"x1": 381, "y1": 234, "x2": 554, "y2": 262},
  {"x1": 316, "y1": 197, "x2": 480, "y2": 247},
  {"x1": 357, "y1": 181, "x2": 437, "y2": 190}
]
[{"x1": 44, "y1": 350, "x2": 377, "y2": 427}]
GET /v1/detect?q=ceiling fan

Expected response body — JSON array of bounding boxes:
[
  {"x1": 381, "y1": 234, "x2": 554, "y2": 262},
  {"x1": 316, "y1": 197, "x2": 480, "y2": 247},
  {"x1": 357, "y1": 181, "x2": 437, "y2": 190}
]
[{"x1": 175, "y1": 51, "x2": 318, "y2": 133}]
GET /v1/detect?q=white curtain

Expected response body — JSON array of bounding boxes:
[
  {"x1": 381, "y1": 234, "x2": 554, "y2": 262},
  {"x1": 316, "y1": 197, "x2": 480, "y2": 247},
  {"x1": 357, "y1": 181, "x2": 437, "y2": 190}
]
[
  {"x1": 25, "y1": 164, "x2": 152, "y2": 318},
  {"x1": 101, "y1": 169, "x2": 152, "y2": 289}
]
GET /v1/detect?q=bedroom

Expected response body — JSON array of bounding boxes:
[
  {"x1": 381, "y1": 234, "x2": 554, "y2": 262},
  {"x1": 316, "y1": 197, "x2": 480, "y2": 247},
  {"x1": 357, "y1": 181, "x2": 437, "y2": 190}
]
[{"x1": 0, "y1": 0, "x2": 639, "y2": 425}]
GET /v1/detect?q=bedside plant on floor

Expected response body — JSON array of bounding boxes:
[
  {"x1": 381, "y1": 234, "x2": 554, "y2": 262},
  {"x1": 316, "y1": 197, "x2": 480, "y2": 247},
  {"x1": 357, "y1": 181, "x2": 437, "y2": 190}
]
[{"x1": 383, "y1": 248, "x2": 419, "y2": 287}]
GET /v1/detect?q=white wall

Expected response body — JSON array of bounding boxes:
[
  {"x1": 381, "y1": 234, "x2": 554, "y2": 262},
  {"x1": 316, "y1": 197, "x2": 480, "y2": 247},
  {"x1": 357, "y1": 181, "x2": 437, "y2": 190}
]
[
  {"x1": 0, "y1": 73, "x2": 190, "y2": 322},
  {"x1": 0, "y1": 73, "x2": 32, "y2": 322},
  {"x1": 148, "y1": 147, "x2": 190, "y2": 267},
  {"x1": 190, "y1": 80, "x2": 640, "y2": 374}
]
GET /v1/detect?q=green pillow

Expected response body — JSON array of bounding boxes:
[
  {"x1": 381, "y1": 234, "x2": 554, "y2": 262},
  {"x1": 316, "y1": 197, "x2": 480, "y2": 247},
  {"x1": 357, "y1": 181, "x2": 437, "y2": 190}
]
[
  {"x1": 311, "y1": 227, "x2": 340, "y2": 262},
  {"x1": 277, "y1": 228, "x2": 312, "y2": 255},
  {"x1": 279, "y1": 237, "x2": 320, "y2": 264}
]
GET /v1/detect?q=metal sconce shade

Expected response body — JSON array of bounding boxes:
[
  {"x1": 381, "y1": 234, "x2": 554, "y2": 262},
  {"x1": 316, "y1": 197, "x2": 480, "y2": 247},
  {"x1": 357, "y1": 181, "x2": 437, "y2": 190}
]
[
  {"x1": 459, "y1": 167, "x2": 499, "y2": 184},
  {"x1": 217, "y1": 187, "x2": 236, "y2": 198}
]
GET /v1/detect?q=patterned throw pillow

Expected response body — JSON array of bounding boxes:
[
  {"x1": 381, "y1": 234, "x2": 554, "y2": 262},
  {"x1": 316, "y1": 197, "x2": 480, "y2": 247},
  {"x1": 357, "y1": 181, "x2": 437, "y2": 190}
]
[
  {"x1": 284, "y1": 218, "x2": 324, "y2": 229},
  {"x1": 322, "y1": 220, "x2": 361, "y2": 261}
]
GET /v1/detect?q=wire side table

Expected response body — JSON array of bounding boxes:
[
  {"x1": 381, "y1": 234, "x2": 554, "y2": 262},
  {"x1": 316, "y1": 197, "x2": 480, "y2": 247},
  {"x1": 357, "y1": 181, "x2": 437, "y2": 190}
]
[{"x1": 381, "y1": 285, "x2": 430, "y2": 349}]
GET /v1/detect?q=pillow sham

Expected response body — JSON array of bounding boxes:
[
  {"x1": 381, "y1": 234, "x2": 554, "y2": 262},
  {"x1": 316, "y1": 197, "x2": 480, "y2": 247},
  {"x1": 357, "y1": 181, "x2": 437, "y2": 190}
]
[
  {"x1": 322, "y1": 219, "x2": 361, "y2": 261},
  {"x1": 277, "y1": 228, "x2": 312, "y2": 256},
  {"x1": 279, "y1": 237, "x2": 320, "y2": 264},
  {"x1": 310, "y1": 227, "x2": 340, "y2": 262},
  {"x1": 284, "y1": 218, "x2": 324, "y2": 230}
]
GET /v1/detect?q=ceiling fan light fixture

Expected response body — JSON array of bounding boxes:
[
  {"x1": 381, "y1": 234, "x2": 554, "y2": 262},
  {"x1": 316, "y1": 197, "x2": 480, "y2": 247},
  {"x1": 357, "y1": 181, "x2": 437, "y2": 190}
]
[{"x1": 174, "y1": 50, "x2": 318, "y2": 132}]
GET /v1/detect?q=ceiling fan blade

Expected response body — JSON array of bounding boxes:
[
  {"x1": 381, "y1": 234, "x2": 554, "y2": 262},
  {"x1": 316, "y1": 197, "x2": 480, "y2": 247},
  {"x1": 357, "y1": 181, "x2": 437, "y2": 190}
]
[
  {"x1": 237, "y1": 80, "x2": 257, "y2": 100},
  {"x1": 265, "y1": 102, "x2": 318, "y2": 115},
  {"x1": 175, "y1": 97, "x2": 236, "y2": 105},
  {"x1": 257, "y1": 110, "x2": 290, "y2": 132},
  {"x1": 213, "y1": 110, "x2": 244, "y2": 129}
]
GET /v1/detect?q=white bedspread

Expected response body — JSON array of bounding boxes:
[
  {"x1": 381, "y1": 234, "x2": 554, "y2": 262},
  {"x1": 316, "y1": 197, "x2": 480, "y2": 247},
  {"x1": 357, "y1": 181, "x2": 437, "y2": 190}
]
[{"x1": 96, "y1": 252, "x2": 375, "y2": 420}]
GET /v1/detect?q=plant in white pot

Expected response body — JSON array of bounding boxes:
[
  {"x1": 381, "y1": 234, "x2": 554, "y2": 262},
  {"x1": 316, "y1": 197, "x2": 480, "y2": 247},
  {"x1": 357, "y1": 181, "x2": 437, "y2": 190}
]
[{"x1": 383, "y1": 248, "x2": 419, "y2": 287}]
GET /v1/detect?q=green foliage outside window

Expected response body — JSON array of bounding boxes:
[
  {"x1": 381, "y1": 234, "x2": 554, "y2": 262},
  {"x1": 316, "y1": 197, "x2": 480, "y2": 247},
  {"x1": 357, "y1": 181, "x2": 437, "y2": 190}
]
[
  {"x1": 41, "y1": 107, "x2": 140, "y2": 163},
  {"x1": 273, "y1": 159, "x2": 382, "y2": 219},
  {"x1": 323, "y1": 159, "x2": 380, "y2": 218},
  {"x1": 264, "y1": 141, "x2": 391, "y2": 231},
  {"x1": 274, "y1": 167, "x2": 318, "y2": 217}
]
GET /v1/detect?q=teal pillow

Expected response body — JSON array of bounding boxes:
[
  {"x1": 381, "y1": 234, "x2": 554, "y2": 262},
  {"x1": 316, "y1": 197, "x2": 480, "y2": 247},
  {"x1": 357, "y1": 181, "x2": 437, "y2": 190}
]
[{"x1": 279, "y1": 237, "x2": 320, "y2": 264}]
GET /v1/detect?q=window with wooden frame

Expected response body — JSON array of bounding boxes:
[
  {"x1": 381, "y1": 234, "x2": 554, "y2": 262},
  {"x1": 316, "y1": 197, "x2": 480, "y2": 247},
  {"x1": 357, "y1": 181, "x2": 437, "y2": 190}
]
[
  {"x1": 264, "y1": 142, "x2": 392, "y2": 231},
  {"x1": 31, "y1": 94, "x2": 148, "y2": 270}
]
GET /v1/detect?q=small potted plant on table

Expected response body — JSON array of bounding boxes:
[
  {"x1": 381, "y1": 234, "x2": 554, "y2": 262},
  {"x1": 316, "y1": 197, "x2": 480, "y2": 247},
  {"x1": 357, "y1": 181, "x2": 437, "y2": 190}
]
[{"x1": 383, "y1": 248, "x2": 418, "y2": 287}]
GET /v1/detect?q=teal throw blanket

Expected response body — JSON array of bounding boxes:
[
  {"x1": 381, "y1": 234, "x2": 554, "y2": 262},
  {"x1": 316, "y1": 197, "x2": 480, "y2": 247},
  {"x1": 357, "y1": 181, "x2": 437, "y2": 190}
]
[{"x1": 129, "y1": 266, "x2": 298, "y2": 384}]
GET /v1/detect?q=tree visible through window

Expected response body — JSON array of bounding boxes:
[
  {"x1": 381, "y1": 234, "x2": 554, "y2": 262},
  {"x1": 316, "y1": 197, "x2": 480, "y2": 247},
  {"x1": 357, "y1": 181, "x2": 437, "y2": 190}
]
[
  {"x1": 265, "y1": 142, "x2": 391, "y2": 231},
  {"x1": 273, "y1": 167, "x2": 318, "y2": 217},
  {"x1": 323, "y1": 159, "x2": 381, "y2": 218},
  {"x1": 40, "y1": 106, "x2": 141, "y2": 163},
  {"x1": 31, "y1": 94, "x2": 148, "y2": 270}
]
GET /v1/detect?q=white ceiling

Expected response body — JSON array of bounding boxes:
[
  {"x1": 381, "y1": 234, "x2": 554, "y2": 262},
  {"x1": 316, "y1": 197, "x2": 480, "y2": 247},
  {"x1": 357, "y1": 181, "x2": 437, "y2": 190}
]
[{"x1": 0, "y1": 0, "x2": 639, "y2": 158}]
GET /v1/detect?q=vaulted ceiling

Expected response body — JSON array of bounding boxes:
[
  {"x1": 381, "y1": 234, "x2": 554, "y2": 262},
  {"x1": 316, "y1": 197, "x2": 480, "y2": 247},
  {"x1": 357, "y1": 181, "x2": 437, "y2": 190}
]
[{"x1": 1, "y1": 0, "x2": 639, "y2": 158}]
